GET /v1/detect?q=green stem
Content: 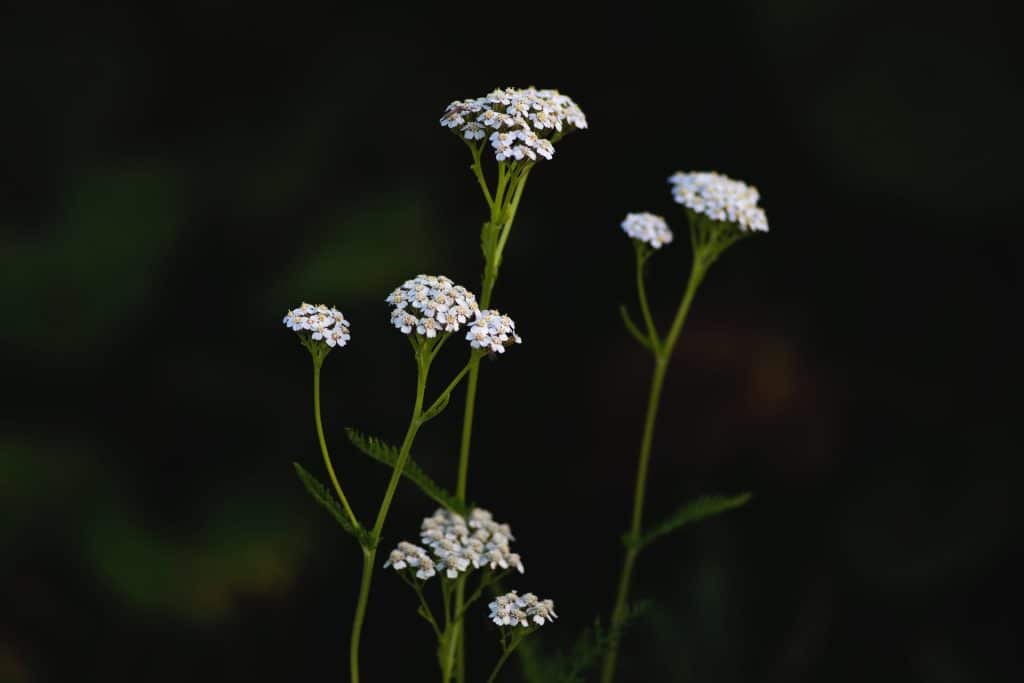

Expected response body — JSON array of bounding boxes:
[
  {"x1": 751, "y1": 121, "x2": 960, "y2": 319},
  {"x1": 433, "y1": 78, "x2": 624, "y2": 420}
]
[
  {"x1": 493, "y1": 166, "x2": 531, "y2": 269},
  {"x1": 349, "y1": 549, "x2": 375, "y2": 683},
  {"x1": 441, "y1": 575, "x2": 468, "y2": 682},
  {"x1": 453, "y1": 158, "x2": 533, "y2": 683},
  {"x1": 449, "y1": 579, "x2": 469, "y2": 683},
  {"x1": 663, "y1": 257, "x2": 707, "y2": 355},
  {"x1": 600, "y1": 358, "x2": 666, "y2": 683},
  {"x1": 456, "y1": 570, "x2": 507, "y2": 621},
  {"x1": 600, "y1": 254, "x2": 708, "y2": 683},
  {"x1": 456, "y1": 355, "x2": 481, "y2": 500},
  {"x1": 456, "y1": 630, "x2": 466, "y2": 683},
  {"x1": 451, "y1": 355, "x2": 481, "y2": 683},
  {"x1": 494, "y1": 163, "x2": 510, "y2": 212},
  {"x1": 468, "y1": 142, "x2": 494, "y2": 209},
  {"x1": 486, "y1": 635, "x2": 523, "y2": 683},
  {"x1": 372, "y1": 354, "x2": 427, "y2": 539},
  {"x1": 427, "y1": 329, "x2": 456, "y2": 365},
  {"x1": 348, "y1": 353, "x2": 429, "y2": 683},
  {"x1": 634, "y1": 243, "x2": 660, "y2": 351},
  {"x1": 456, "y1": 162, "x2": 529, "y2": 503},
  {"x1": 423, "y1": 359, "x2": 475, "y2": 421},
  {"x1": 313, "y1": 360, "x2": 359, "y2": 529},
  {"x1": 441, "y1": 577, "x2": 454, "y2": 625},
  {"x1": 402, "y1": 575, "x2": 442, "y2": 639}
]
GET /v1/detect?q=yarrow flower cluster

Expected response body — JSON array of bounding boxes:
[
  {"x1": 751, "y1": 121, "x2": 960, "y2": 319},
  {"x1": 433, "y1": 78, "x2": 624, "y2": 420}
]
[
  {"x1": 383, "y1": 541, "x2": 436, "y2": 580},
  {"x1": 422, "y1": 508, "x2": 524, "y2": 578},
  {"x1": 466, "y1": 310, "x2": 522, "y2": 354},
  {"x1": 386, "y1": 274, "x2": 479, "y2": 339},
  {"x1": 488, "y1": 591, "x2": 557, "y2": 627},
  {"x1": 386, "y1": 508, "x2": 524, "y2": 580},
  {"x1": 621, "y1": 212, "x2": 673, "y2": 249},
  {"x1": 668, "y1": 171, "x2": 769, "y2": 233},
  {"x1": 440, "y1": 87, "x2": 588, "y2": 162},
  {"x1": 282, "y1": 303, "x2": 351, "y2": 348}
]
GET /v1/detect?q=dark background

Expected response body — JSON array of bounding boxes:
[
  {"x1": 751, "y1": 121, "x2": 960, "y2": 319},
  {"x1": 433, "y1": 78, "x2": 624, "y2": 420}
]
[{"x1": 2, "y1": 2, "x2": 1020, "y2": 681}]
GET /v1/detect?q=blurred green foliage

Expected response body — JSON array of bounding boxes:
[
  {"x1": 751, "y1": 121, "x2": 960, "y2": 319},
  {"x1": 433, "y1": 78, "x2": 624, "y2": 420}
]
[
  {"x1": 1, "y1": 169, "x2": 181, "y2": 355},
  {"x1": 85, "y1": 490, "x2": 311, "y2": 622},
  {"x1": 3, "y1": 437, "x2": 311, "y2": 624},
  {"x1": 271, "y1": 191, "x2": 441, "y2": 307}
]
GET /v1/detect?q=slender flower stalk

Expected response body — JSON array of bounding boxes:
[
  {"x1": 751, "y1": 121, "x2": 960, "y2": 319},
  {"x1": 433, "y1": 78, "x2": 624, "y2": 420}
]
[
  {"x1": 285, "y1": 303, "x2": 359, "y2": 528},
  {"x1": 313, "y1": 358, "x2": 359, "y2": 529},
  {"x1": 349, "y1": 343, "x2": 430, "y2": 682},
  {"x1": 383, "y1": 507, "x2": 528, "y2": 681},
  {"x1": 601, "y1": 174, "x2": 768, "y2": 683},
  {"x1": 441, "y1": 86, "x2": 587, "y2": 682}
]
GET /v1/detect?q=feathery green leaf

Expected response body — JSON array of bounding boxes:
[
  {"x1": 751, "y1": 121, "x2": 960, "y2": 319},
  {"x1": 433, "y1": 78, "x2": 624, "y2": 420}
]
[
  {"x1": 631, "y1": 493, "x2": 751, "y2": 550},
  {"x1": 292, "y1": 462, "x2": 370, "y2": 545},
  {"x1": 345, "y1": 428, "x2": 468, "y2": 515}
]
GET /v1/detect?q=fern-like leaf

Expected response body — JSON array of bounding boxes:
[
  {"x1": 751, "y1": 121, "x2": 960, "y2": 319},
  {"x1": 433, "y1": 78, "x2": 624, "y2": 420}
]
[
  {"x1": 293, "y1": 462, "x2": 370, "y2": 545},
  {"x1": 345, "y1": 428, "x2": 468, "y2": 515},
  {"x1": 631, "y1": 493, "x2": 751, "y2": 550}
]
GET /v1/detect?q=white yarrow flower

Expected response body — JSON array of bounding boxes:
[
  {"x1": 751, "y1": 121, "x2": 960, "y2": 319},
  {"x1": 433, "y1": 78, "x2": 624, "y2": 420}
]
[
  {"x1": 441, "y1": 86, "x2": 588, "y2": 162},
  {"x1": 282, "y1": 302, "x2": 351, "y2": 348},
  {"x1": 488, "y1": 591, "x2": 557, "y2": 628},
  {"x1": 386, "y1": 508, "x2": 525, "y2": 585},
  {"x1": 386, "y1": 275, "x2": 480, "y2": 338},
  {"x1": 383, "y1": 541, "x2": 436, "y2": 580},
  {"x1": 668, "y1": 171, "x2": 769, "y2": 233},
  {"x1": 466, "y1": 309, "x2": 522, "y2": 354},
  {"x1": 417, "y1": 507, "x2": 525, "y2": 579},
  {"x1": 462, "y1": 122, "x2": 486, "y2": 140},
  {"x1": 621, "y1": 212, "x2": 673, "y2": 249}
]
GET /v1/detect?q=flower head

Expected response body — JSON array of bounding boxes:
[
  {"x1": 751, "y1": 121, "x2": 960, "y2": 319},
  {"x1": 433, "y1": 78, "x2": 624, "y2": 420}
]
[
  {"x1": 668, "y1": 171, "x2": 769, "y2": 233},
  {"x1": 388, "y1": 507, "x2": 524, "y2": 582},
  {"x1": 383, "y1": 541, "x2": 436, "y2": 580},
  {"x1": 386, "y1": 275, "x2": 480, "y2": 338},
  {"x1": 466, "y1": 309, "x2": 522, "y2": 354},
  {"x1": 440, "y1": 87, "x2": 587, "y2": 162},
  {"x1": 621, "y1": 212, "x2": 673, "y2": 249},
  {"x1": 282, "y1": 302, "x2": 351, "y2": 348},
  {"x1": 488, "y1": 591, "x2": 558, "y2": 628}
]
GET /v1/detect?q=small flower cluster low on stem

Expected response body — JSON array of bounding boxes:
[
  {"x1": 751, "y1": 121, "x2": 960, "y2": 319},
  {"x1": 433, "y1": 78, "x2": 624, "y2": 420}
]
[
  {"x1": 383, "y1": 508, "x2": 552, "y2": 682},
  {"x1": 485, "y1": 591, "x2": 557, "y2": 683}
]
